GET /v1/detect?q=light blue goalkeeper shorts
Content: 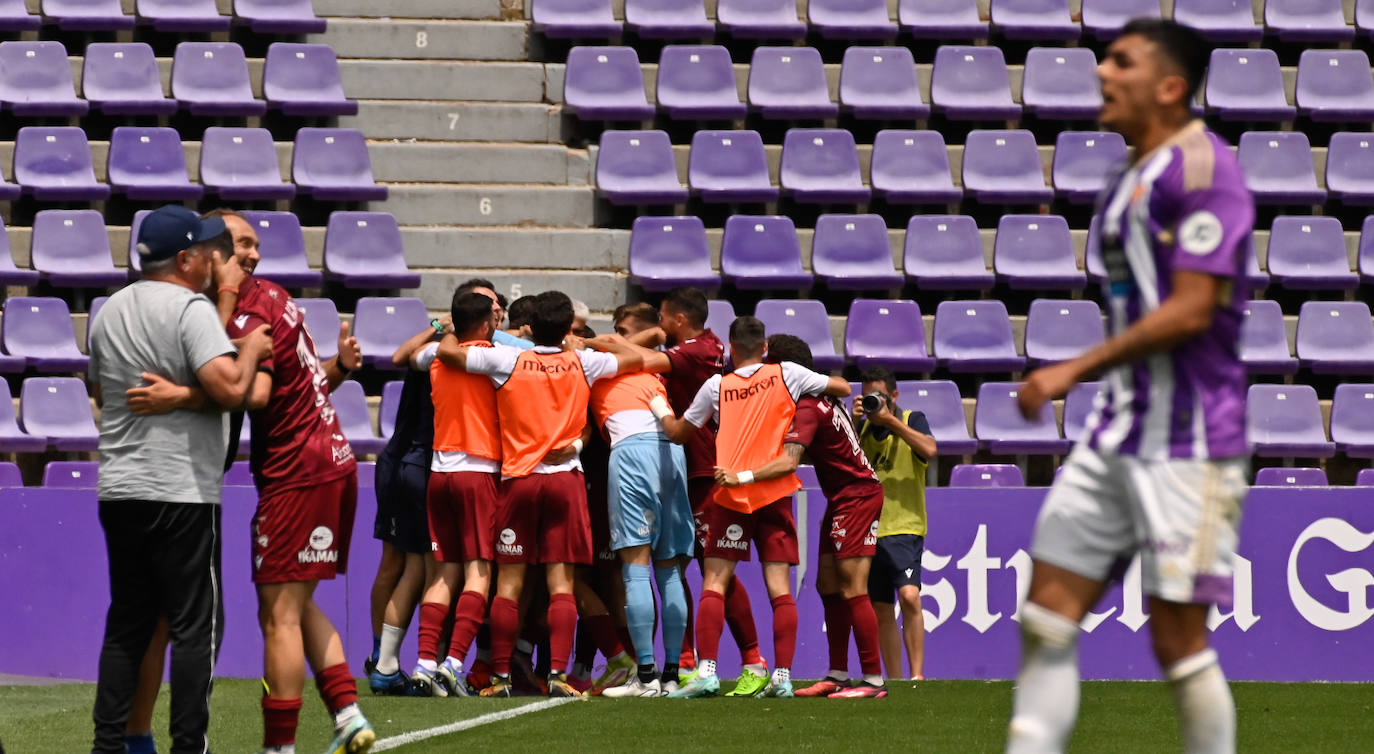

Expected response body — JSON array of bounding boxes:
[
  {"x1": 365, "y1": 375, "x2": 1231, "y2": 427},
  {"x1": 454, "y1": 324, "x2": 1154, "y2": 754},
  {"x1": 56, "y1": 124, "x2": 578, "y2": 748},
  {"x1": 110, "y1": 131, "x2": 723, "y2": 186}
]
[{"x1": 606, "y1": 433, "x2": 695, "y2": 561}]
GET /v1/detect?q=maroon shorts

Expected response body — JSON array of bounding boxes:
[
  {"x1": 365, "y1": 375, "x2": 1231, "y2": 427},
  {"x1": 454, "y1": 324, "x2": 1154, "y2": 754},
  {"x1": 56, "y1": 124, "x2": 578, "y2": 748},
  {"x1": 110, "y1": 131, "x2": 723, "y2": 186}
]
[
  {"x1": 253, "y1": 473, "x2": 357, "y2": 584},
  {"x1": 495, "y1": 471, "x2": 592, "y2": 566},
  {"x1": 689, "y1": 478, "x2": 716, "y2": 556},
  {"x1": 427, "y1": 470, "x2": 498, "y2": 564},
  {"x1": 819, "y1": 491, "x2": 884, "y2": 560},
  {"x1": 586, "y1": 480, "x2": 618, "y2": 568},
  {"x1": 700, "y1": 496, "x2": 798, "y2": 564}
]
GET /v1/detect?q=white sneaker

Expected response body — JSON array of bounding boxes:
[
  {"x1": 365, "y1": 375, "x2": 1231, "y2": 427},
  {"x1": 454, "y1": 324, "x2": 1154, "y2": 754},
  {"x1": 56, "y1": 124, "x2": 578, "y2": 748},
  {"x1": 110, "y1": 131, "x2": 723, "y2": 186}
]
[
  {"x1": 660, "y1": 679, "x2": 679, "y2": 696},
  {"x1": 601, "y1": 677, "x2": 663, "y2": 698}
]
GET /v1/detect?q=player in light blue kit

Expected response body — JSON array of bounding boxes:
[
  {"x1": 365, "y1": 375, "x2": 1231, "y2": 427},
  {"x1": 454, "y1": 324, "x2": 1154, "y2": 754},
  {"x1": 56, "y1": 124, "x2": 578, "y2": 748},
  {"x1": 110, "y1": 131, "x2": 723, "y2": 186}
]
[{"x1": 1007, "y1": 19, "x2": 1253, "y2": 754}]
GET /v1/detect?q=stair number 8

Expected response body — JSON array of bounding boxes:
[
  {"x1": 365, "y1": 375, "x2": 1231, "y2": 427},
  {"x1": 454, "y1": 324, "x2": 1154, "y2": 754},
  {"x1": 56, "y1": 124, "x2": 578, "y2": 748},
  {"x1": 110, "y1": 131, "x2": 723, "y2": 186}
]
[{"x1": 416, "y1": 31, "x2": 428, "y2": 48}]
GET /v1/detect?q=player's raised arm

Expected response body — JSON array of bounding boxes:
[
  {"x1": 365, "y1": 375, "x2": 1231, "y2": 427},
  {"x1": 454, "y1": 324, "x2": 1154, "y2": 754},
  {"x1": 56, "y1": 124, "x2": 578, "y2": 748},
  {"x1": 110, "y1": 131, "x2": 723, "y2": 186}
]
[
  {"x1": 196, "y1": 323, "x2": 273, "y2": 409},
  {"x1": 322, "y1": 321, "x2": 362, "y2": 390},
  {"x1": 436, "y1": 332, "x2": 473, "y2": 371},
  {"x1": 392, "y1": 320, "x2": 445, "y2": 369},
  {"x1": 586, "y1": 333, "x2": 668, "y2": 373},
  {"x1": 652, "y1": 375, "x2": 716, "y2": 444},
  {"x1": 715, "y1": 443, "x2": 803, "y2": 487},
  {"x1": 824, "y1": 375, "x2": 851, "y2": 397}
]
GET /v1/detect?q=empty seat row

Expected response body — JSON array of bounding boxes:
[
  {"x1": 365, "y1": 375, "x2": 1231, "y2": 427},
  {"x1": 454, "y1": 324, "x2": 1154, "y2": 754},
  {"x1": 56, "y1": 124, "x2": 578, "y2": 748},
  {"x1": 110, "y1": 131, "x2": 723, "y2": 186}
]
[
  {"x1": 0, "y1": 210, "x2": 415, "y2": 293},
  {"x1": 537, "y1": 0, "x2": 1372, "y2": 43},
  {"x1": 0, "y1": 41, "x2": 354, "y2": 118},
  {"x1": 0, "y1": 0, "x2": 323, "y2": 33},
  {"x1": 0, "y1": 126, "x2": 384, "y2": 203},
  {"x1": 944, "y1": 465, "x2": 1373, "y2": 488},
  {"x1": 569, "y1": 44, "x2": 1374, "y2": 126}
]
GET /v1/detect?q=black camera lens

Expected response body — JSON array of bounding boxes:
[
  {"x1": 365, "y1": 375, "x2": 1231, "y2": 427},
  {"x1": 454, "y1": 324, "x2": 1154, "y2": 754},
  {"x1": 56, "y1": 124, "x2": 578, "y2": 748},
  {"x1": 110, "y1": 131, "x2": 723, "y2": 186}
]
[{"x1": 861, "y1": 393, "x2": 884, "y2": 414}]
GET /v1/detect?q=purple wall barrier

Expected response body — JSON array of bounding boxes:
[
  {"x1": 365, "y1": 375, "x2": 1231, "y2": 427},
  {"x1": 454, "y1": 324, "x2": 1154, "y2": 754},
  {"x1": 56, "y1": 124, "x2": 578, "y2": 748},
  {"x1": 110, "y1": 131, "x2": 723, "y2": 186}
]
[{"x1": 4, "y1": 483, "x2": 1373, "y2": 682}]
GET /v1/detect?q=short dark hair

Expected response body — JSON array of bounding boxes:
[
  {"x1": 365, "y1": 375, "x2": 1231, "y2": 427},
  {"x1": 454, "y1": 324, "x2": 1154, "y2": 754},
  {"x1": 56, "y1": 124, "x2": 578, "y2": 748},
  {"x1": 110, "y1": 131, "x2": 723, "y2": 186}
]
[
  {"x1": 451, "y1": 291, "x2": 495, "y2": 339},
  {"x1": 764, "y1": 334, "x2": 813, "y2": 371},
  {"x1": 456, "y1": 277, "x2": 497, "y2": 296},
  {"x1": 613, "y1": 302, "x2": 659, "y2": 328},
  {"x1": 507, "y1": 295, "x2": 536, "y2": 329},
  {"x1": 200, "y1": 207, "x2": 243, "y2": 221},
  {"x1": 662, "y1": 287, "x2": 709, "y2": 329},
  {"x1": 529, "y1": 290, "x2": 574, "y2": 346},
  {"x1": 1119, "y1": 18, "x2": 1209, "y2": 105},
  {"x1": 575, "y1": 324, "x2": 596, "y2": 338},
  {"x1": 728, "y1": 316, "x2": 766, "y2": 356},
  {"x1": 194, "y1": 229, "x2": 234, "y2": 259},
  {"x1": 495, "y1": 292, "x2": 509, "y2": 310},
  {"x1": 859, "y1": 366, "x2": 897, "y2": 393}
]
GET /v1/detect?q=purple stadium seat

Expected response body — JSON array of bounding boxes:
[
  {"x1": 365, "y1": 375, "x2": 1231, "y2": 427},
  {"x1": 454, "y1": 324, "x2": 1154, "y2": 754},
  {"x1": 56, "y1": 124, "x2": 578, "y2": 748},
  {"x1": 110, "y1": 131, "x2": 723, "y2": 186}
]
[
  {"x1": 1359, "y1": 0, "x2": 1374, "y2": 37},
  {"x1": 1172, "y1": 0, "x2": 1262, "y2": 42},
  {"x1": 949, "y1": 463, "x2": 1025, "y2": 487},
  {"x1": 844, "y1": 299, "x2": 935, "y2": 372},
  {"x1": 840, "y1": 47, "x2": 928, "y2": 120},
  {"x1": 963, "y1": 130, "x2": 1054, "y2": 205},
  {"x1": 43, "y1": 461, "x2": 99, "y2": 488},
  {"x1": 0, "y1": 41, "x2": 89, "y2": 116},
  {"x1": 330, "y1": 380, "x2": 386, "y2": 456},
  {"x1": 1296, "y1": 49, "x2": 1374, "y2": 123},
  {"x1": 1062, "y1": 380, "x2": 1103, "y2": 442},
  {"x1": 1362, "y1": 217, "x2": 1374, "y2": 284},
  {"x1": 657, "y1": 46, "x2": 747, "y2": 121},
  {"x1": 564, "y1": 47, "x2": 655, "y2": 121},
  {"x1": 293, "y1": 128, "x2": 387, "y2": 201},
  {"x1": 812, "y1": 214, "x2": 902, "y2": 289},
  {"x1": 896, "y1": 380, "x2": 978, "y2": 454},
  {"x1": 531, "y1": 0, "x2": 620, "y2": 38},
  {"x1": 0, "y1": 0, "x2": 40, "y2": 29},
  {"x1": 0, "y1": 462, "x2": 19, "y2": 487},
  {"x1": 1243, "y1": 242, "x2": 1268, "y2": 290},
  {"x1": 1265, "y1": 0, "x2": 1352, "y2": 42},
  {"x1": 14, "y1": 127, "x2": 109, "y2": 201},
  {"x1": 995, "y1": 215, "x2": 1085, "y2": 289},
  {"x1": 239, "y1": 211, "x2": 323, "y2": 288},
  {"x1": 933, "y1": 300, "x2": 1025, "y2": 372},
  {"x1": 596, "y1": 130, "x2": 688, "y2": 206},
  {"x1": 1246, "y1": 384, "x2": 1335, "y2": 457},
  {"x1": 975, "y1": 382, "x2": 1071, "y2": 454},
  {"x1": 870, "y1": 130, "x2": 961, "y2": 205},
  {"x1": 2, "y1": 297, "x2": 89, "y2": 372},
  {"x1": 0, "y1": 169, "x2": 16, "y2": 202},
  {"x1": 380, "y1": 380, "x2": 403, "y2": 439},
  {"x1": 86, "y1": 296, "x2": 106, "y2": 354},
  {"x1": 717, "y1": 0, "x2": 807, "y2": 38},
  {"x1": 1359, "y1": 468, "x2": 1374, "y2": 485},
  {"x1": 1239, "y1": 299, "x2": 1297, "y2": 375},
  {"x1": 20, "y1": 377, "x2": 99, "y2": 451},
  {"x1": 1024, "y1": 299, "x2": 1104, "y2": 366},
  {"x1": 0, "y1": 217, "x2": 39, "y2": 288},
  {"x1": 624, "y1": 0, "x2": 713, "y2": 38},
  {"x1": 353, "y1": 298, "x2": 430, "y2": 370},
  {"x1": 292, "y1": 298, "x2": 340, "y2": 361},
  {"x1": 1332, "y1": 384, "x2": 1374, "y2": 458},
  {"x1": 931, "y1": 46, "x2": 1021, "y2": 121},
  {"x1": 42, "y1": 0, "x2": 134, "y2": 30},
  {"x1": 706, "y1": 299, "x2": 735, "y2": 336},
  {"x1": 720, "y1": 215, "x2": 810, "y2": 289},
  {"x1": 1081, "y1": 0, "x2": 1159, "y2": 39},
  {"x1": 172, "y1": 42, "x2": 266, "y2": 117},
  {"x1": 107, "y1": 127, "x2": 202, "y2": 201},
  {"x1": 990, "y1": 0, "x2": 1079, "y2": 40},
  {"x1": 199, "y1": 127, "x2": 296, "y2": 201},
  {"x1": 1022, "y1": 47, "x2": 1102, "y2": 120},
  {"x1": 808, "y1": 0, "x2": 898, "y2": 40},
  {"x1": 82, "y1": 43, "x2": 177, "y2": 116},
  {"x1": 224, "y1": 460, "x2": 253, "y2": 486},
  {"x1": 1266, "y1": 216, "x2": 1357, "y2": 290},
  {"x1": 0, "y1": 383, "x2": 42, "y2": 452},
  {"x1": 1296, "y1": 301, "x2": 1374, "y2": 374},
  {"x1": 1205, "y1": 48, "x2": 1294, "y2": 122},
  {"x1": 688, "y1": 130, "x2": 777, "y2": 203},
  {"x1": 136, "y1": 0, "x2": 228, "y2": 30},
  {"x1": 628, "y1": 216, "x2": 720, "y2": 291},
  {"x1": 1326, "y1": 133, "x2": 1374, "y2": 206},
  {"x1": 1254, "y1": 467, "x2": 1328, "y2": 486},
  {"x1": 754, "y1": 299, "x2": 844, "y2": 371},
  {"x1": 323, "y1": 212, "x2": 420, "y2": 290},
  {"x1": 31, "y1": 210, "x2": 125, "y2": 288},
  {"x1": 748, "y1": 47, "x2": 838, "y2": 120},
  {"x1": 1053, "y1": 131, "x2": 1126, "y2": 203},
  {"x1": 232, "y1": 0, "x2": 326, "y2": 33},
  {"x1": 903, "y1": 215, "x2": 994, "y2": 290},
  {"x1": 264, "y1": 43, "x2": 357, "y2": 117},
  {"x1": 900, "y1": 0, "x2": 986, "y2": 37},
  {"x1": 779, "y1": 128, "x2": 869, "y2": 204},
  {"x1": 1236, "y1": 132, "x2": 1325, "y2": 206}
]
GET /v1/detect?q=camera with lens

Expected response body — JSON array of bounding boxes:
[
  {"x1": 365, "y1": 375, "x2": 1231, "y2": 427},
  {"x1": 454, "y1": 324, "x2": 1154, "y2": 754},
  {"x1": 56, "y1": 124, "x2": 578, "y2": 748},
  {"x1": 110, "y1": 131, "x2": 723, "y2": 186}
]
[{"x1": 861, "y1": 392, "x2": 888, "y2": 415}]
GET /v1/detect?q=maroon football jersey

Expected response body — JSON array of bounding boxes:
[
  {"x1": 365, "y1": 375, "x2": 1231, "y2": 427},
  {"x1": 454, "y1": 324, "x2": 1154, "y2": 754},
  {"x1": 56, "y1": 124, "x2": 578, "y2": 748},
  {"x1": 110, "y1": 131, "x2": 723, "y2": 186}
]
[
  {"x1": 664, "y1": 328, "x2": 725, "y2": 479},
  {"x1": 785, "y1": 395, "x2": 883, "y2": 505},
  {"x1": 227, "y1": 276, "x2": 356, "y2": 493}
]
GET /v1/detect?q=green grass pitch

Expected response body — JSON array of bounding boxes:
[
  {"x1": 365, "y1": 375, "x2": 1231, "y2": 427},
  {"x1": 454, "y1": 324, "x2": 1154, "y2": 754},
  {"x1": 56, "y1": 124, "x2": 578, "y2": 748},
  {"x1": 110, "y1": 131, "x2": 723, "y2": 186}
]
[{"x1": 3, "y1": 678, "x2": 1371, "y2": 753}]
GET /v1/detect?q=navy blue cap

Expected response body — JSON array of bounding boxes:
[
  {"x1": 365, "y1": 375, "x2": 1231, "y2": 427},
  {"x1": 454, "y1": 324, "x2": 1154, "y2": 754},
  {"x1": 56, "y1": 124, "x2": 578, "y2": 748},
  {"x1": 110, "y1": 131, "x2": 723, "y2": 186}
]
[{"x1": 136, "y1": 205, "x2": 228, "y2": 263}]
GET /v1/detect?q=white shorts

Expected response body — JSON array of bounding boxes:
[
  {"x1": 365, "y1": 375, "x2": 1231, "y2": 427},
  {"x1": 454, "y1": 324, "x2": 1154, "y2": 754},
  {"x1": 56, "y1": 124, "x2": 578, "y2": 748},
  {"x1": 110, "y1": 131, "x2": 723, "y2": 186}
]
[{"x1": 1031, "y1": 445, "x2": 1248, "y2": 607}]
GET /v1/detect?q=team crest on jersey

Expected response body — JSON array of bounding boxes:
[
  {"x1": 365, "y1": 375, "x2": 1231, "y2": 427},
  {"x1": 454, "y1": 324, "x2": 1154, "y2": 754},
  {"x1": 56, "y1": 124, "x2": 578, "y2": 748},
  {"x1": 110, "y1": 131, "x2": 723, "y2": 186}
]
[
  {"x1": 497, "y1": 527, "x2": 523, "y2": 556},
  {"x1": 865, "y1": 520, "x2": 879, "y2": 546},
  {"x1": 298, "y1": 526, "x2": 338, "y2": 564},
  {"x1": 716, "y1": 522, "x2": 748, "y2": 551}
]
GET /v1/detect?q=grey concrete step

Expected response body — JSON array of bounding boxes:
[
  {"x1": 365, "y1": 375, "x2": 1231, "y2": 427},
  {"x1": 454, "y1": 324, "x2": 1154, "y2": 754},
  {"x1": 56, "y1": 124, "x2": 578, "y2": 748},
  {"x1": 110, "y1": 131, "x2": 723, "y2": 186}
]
[
  {"x1": 371, "y1": 185, "x2": 596, "y2": 225},
  {"x1": 339, "y1": 60, "x2": 546, "y2": 101},
  {"x1": 340, "y1": 101, "x2": 561, "y2": 143},
  {"x1": 315, "y1": 0, "x2": 508, "y2": 20},
  {"x1": 310, "y1": 19, "x2": 529, "y2": 61}
]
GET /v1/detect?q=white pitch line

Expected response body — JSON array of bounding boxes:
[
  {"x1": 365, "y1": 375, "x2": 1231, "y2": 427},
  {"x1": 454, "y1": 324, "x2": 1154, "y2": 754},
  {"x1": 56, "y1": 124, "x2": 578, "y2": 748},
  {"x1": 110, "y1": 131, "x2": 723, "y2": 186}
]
[{"x1": 371, "y1": 697, "x2": 579, "y2": 751}]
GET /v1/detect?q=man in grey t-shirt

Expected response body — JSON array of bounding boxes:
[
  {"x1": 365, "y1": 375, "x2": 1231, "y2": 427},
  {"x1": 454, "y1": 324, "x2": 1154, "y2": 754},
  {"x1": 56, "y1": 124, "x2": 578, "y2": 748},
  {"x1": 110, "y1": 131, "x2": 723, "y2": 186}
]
[{"x1": 88, "y1": 205, "x2": 272, "y2": 754}]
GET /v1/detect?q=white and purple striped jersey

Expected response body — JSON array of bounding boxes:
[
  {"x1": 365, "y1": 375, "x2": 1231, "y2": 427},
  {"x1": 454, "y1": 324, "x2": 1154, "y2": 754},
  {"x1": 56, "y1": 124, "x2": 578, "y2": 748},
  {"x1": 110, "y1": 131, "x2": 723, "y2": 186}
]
[{"x1": 1083, "y1": 122, "x2": 1254, "y2": 461}]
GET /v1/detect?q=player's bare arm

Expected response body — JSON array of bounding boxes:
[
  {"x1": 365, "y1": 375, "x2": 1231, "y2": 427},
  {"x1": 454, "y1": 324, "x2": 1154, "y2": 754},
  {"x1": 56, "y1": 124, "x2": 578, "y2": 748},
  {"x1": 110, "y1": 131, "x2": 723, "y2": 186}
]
[
  {"x1": 625, "y1": 326, "x2": 666, "y2": 350},
  {"x1": 323, "y1": 321, "x2": 362, "y2": 389},
  {"x1": 211, "y1": 252, "x2": 246, "y2": 327},
  {"x1": 715, "y1": 443, "x2": 804, "y2": 487},
  {"x1": 243, "y1": 370, "x2": 273, "y2": 411},
  {"x1": 541, "y1": 422, "x2": 594, "y2": 466},
  {"x1": 866, "y1": 401, "x2": 937, "y2": 459},
  {"x1": 436, "y1": 332, "x2": 472, "y2": 371},
  {"x1": 586, "y1": 333, "x2": 669, "y2": 373},
  {"x1": 394, "y1": 320, "x2": 446, "y2": 370},
  {"x1": 194, "y1": 324, "x2": 274, "y2": 410},
  {"x1": 824, "y1": 376, "x2": 852, "y2": 398},
  {"x1": 126, "y1": 324, "x2": 274, "y2": 415}
]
